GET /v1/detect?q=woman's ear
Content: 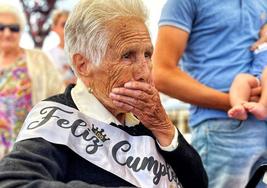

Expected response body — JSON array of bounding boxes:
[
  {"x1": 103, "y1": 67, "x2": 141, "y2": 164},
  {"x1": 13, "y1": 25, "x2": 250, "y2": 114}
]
[{"x1": 72, "y1": 53, "x2": 91, "y2": 76}]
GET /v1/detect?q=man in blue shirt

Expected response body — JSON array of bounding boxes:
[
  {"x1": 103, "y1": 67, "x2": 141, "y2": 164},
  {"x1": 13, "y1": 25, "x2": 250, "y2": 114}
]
[{"x1": 153, "y1": 0, "x2": 267, "y2": 187}]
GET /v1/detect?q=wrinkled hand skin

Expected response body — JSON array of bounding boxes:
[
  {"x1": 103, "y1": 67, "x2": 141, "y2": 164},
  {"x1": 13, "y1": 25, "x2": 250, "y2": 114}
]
[{"x1": 110, "y1": 81, "x2": 175, "y2": 146}]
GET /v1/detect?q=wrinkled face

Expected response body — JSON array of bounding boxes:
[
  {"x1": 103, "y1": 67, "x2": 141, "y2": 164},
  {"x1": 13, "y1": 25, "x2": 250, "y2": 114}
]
[
  {"x1": 53, "y1": 15, "x2": 68, "y2": 42},
  {"x1": 0, "y1": 13, "x2": 21, "y2": 51},
  {"x1": 91, "y1": 17, "x2": 153, "y2": 112}
]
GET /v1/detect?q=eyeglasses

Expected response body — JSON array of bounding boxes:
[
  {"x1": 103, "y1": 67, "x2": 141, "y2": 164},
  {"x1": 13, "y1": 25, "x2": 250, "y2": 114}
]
[{"x1": 0, "y1": 24, "x2": 20, "y2": 33}]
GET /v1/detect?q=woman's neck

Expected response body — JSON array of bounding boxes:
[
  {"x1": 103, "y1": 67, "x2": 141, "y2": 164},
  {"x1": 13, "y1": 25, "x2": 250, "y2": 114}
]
[
  {"x1": 114, "y1": 112, "x2": 126, "y2": 125},
  {"x1": 58, "y1": 42, "x2": 64, "y2": 49},
  {"x1": 104, "y1": 104, "x2": 126, "y2": 125},
  {"x1": 0, "y1": 47, "x2": 23, "y2": 66}
]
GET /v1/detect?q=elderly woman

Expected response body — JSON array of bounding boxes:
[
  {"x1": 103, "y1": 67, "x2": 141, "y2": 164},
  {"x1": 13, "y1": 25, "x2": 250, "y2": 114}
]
[
  {"x1": 0, "y1": 4, "x2": 64, "y2": 158},
  {"x1": 0, "y1": 0, "x2": 207, "y2": 188}
]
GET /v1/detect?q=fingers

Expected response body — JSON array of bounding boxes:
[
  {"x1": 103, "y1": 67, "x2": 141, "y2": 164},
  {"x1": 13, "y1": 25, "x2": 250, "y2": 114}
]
[
  {"x1": 109, "y1": 81, "x2": 163, "y2": 124},
  {"x1": 124, "y1": 81, "x2": 154, "y2": 95},
  {"x1": 111, "y1": 99, "x2": 134, "y2": 112},
  {"x1": 110, "y1": 81, "x2": 174, "y2": 141},
  {"x1": 249, "y1": 96, "x2": 260, "y2": 103},
  {"x1": 251, "y1": 42, "x2": 259, "y2": 51},
  {"x1": 110, "y1": 81, "x2": 158, "y2": 109},
  {"x1": 251, "y1": 40, "x2": 262, "y2": 51},
  {"x1": 110, "y1": 91, "x2": 158, "y2": 115},
  {"x1": 110, "y1": 90, "x2": 156, "y2": 126},
  {"x1": 109, "y1": 81, "x2": 156, "y2": 113},
  {"x1": 111, "y1": 87, "x2": 149, "y2": 101},
  {"x1": 251, "y1": 36, "x2": 267, "y2": 51},
  {"x1": 249, "y1": 86, "x2": 261, "y2": 102},
  {"x1": 109, "y1": 92, "x2": 147, "y2": 111},
  {"x1": 251, "y1": 86, "x2": 261, "y2": 96}
]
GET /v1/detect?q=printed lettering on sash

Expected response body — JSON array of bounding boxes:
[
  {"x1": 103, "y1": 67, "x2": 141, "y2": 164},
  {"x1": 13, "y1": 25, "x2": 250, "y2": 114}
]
[{"x1": 17, "y1": 101, "x2": 182, "y2": 188}]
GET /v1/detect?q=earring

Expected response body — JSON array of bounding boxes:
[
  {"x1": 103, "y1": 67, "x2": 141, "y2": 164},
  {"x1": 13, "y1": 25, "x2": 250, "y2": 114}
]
[{"x1": 88, "y1": 87, "x2": 93, "y2": 94}]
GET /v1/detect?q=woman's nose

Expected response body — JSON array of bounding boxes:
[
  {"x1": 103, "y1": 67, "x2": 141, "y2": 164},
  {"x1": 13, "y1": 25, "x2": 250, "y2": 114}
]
[
  {"x1": 2, "y1": 28, "x2": 11, "y2": 35},
  {"x1": 133, "y1": 57, "x2": 152, "y2": 82}
]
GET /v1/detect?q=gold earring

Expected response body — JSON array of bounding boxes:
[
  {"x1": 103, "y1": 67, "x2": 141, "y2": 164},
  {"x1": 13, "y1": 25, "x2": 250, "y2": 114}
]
[{"x1": 88, "y1": 87, "x2": 93, "y2": 94}]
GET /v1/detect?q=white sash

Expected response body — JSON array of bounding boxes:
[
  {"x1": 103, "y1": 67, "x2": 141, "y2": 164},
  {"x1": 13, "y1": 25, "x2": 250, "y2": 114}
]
[{"x1": 16, "y1": 101, "x2": 182, "y2": 188}]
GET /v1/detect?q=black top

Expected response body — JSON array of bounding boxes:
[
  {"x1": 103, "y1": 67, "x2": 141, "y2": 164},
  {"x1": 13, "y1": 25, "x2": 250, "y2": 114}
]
[{"x1": 0, "y1": 85, "x2": 208, "y2": 188}]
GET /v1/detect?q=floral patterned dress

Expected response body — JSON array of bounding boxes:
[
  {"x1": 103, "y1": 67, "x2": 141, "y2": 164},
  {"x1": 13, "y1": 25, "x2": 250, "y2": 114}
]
[{"x1": 0, "y1": 57, "x2": 32, "y2": 158}]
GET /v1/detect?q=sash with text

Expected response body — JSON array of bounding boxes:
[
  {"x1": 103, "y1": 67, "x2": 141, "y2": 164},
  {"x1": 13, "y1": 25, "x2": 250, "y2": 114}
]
[{"x1": 16, "y1": 101, "x2": 182, "y2": 188}]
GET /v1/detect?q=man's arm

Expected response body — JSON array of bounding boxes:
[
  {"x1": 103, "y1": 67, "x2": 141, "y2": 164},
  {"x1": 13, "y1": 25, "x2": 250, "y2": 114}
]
[{"x1": 153, "y1": 26, "x2": 231, "y2": 111}]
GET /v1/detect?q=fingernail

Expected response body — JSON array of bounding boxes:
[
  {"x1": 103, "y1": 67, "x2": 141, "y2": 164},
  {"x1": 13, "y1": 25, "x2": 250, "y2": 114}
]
[
  {"x1": 124, "y1": 82, "x2": 131, "y2": 87},
  {"x1": 112, "y1": 88, "x2": 119, "y2": 93},
  {"x1": 109, "y1": 93, "x2": 116, "y2": 98}
]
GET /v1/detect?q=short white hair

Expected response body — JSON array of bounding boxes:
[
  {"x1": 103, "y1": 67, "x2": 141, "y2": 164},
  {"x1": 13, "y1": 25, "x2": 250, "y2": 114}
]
[
  {"x1": 0, "y1": 3, "x2": 26, "y2": 32},
  {"x1": 64, "y1": 0, "x2": 148, "y2": 66}
]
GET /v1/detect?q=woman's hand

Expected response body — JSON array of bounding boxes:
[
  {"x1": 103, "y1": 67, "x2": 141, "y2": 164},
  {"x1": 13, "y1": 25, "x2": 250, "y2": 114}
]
[
  {"x1": 110, "y1": 81, "x2": 175, "y2": 146},
  {"x1": 251, "y1": 24, "x2": 267, "y2": 51}
]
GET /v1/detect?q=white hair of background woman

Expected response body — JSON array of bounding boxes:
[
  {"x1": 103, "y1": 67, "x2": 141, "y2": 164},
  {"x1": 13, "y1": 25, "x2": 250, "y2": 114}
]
[
  {"x1": 0, "y1": 3, "x2": 26, "y2": 32},
  {"x1": 64, "y1": 0, "x2": 148, "y2": 67}
]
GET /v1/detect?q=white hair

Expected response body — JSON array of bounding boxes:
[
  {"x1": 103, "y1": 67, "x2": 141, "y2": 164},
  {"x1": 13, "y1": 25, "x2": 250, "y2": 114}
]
[
  {"x1": 0, "y1": 3, "x2": 26, "y2": 32},
  {"x1": 64, "y1": 0, "x2": 148, "y2": 66}
]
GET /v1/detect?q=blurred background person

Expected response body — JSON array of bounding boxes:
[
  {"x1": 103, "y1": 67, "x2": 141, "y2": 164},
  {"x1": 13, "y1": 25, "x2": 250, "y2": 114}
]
[
  {"x1": 44, "y1": 9, "x2": 76, "y2": 85},
  {"x1": 153, "y1": 0, "x2": 267, "y2": 187},
  {"x1": 0, "y1": 3, "x2": 65, "y2": 158}
]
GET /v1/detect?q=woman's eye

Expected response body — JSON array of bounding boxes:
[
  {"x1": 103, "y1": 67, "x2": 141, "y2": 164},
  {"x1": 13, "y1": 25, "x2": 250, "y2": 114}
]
[
  {"x1": 122, "y1": 52, "x2": 132, "y2": 59},
  {"x1": 144, "y1": 52, "x2": 152, "y2": 59}
]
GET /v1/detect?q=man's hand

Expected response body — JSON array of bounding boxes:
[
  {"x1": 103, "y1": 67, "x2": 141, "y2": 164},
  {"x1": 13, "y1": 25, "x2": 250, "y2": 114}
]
[
  {"x1": 249, "y1": 86, "x2": 262, "y2": 102},
  {"x1": 110, "y1": 81, "x2": 175, "y2": 146},
  {"x1": 251, "y1": 24, "x2": 267, "y2": 51}
]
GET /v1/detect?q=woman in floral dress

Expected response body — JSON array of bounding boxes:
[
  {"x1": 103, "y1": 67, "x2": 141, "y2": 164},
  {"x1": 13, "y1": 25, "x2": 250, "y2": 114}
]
[{"x1": 0, "y1": 3, "x2": 65, "y2": 158}]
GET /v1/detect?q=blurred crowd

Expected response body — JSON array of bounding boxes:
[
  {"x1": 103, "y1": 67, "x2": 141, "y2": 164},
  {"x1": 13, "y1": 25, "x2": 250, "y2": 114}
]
[{"x1": 0, "y1": 4, "x2": 75, "y2": 158}]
